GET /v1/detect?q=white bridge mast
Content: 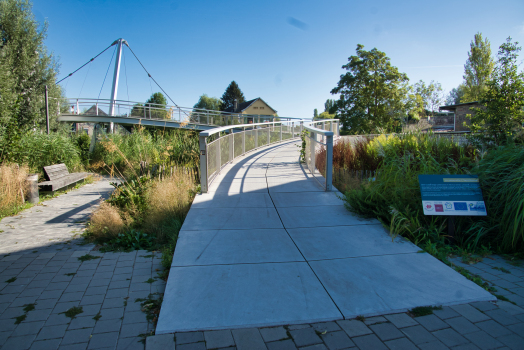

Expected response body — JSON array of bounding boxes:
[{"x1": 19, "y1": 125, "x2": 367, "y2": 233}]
[{"x1": 109, "y1": 38, "x2": 127, "y2": 133}]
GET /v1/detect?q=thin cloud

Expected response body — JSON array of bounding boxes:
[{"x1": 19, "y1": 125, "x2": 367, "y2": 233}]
[
  {"x1": 404, "y1": 65, "x2": 462, "y2": 69},
  {"x1": 287, "y1": 17, "x2": 308, "y2": 31}
]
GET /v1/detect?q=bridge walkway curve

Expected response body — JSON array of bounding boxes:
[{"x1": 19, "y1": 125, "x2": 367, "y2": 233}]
[{"x1": 156, "y1": 140, "x2": 494, "y2": 333}]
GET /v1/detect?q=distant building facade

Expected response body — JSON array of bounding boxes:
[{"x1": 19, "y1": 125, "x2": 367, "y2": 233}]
[
  {"x1": 439, "y1": 101, "x2": 481, "y2": 132},
  {"x1": 223, "y1": 98, "x2": 277, "y2": 123}
]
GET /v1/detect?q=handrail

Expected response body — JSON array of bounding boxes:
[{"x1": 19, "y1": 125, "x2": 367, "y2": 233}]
[{"x1": 199, "y1": 121, "x2": 295, "y2": 137}]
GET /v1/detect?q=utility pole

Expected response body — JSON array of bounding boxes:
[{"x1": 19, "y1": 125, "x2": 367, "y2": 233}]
[
  {"x1": 45, "y1": 85, "x2": 50, "y2": 134},
  {"x1": 109, "y1": 38, "x2": 127, "y2": 133}
]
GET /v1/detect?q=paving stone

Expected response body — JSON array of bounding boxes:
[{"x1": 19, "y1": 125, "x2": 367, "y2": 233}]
[
  {"x1": 79, "y1": 304, "x2": 101, "y2": 317},
  {"x1": 68, "y1": 315, "x2": 96, "y2": 330},
  {"x1": 79, "y1": 295, "x2": 104, "y2": 306},
  {"x1": 299, "y1": 345, "x2": 327, "y2": 350},
  {"x1": 12, "y1": 321, "x2": 45, "y2": 336},
  {"x1": 451, "y1": 304, "x2": 491, "y2": 323},
  {"x1": 25, "y1": 308, "x2": 53, "y2": 322},
  {"x1": 464, "y1": 331, "x2": 504, "y2": 350},
  {"x1": 370, "y1": 322, "x2": 404, "y2": 341},
  {"x1": 99, "y1": 307, "x2": 124, "y2": 320},
  {"x1": 84, "y1": 286, "x2": 107, "y2": 296},
  {"x1": 11, "y1": 296, "x2": 39, "y2": 307},
  {"x1": 470, "y1": 301, "x2": 498, "y2": 312},
  {"x1": 351, "y1": 334, "x2": 387, "y2": 350},
  {"x1": 44, "y1": 313, "x2": 71, "y2": 326},
  {"x1": 287, "y1": 324, "x2": 311, "y2": 330},
  {"x1": 1, "y1": 334, "x2": 37, "y2": 350},
  {"x1": 175, "y1": 331, "x2": 204, "y2": 345},
  {"x1": 451, "y1": 344, "x2": 482, "y2": 350},
  {"x1": 108, "y1": 280, "x2": 130, "y2": 289},
  {"x1": 401, "y1": 325, "x2": 437, "y2": 345},
  {"x1": 444, "y1": 316, "x2": 480, "y2": 334},
  {"x1": 484, "y1": 309, "x2": 520, "y2": 326},
  {"x1": 432, "y1": 328, "x2": 469, "y2": 347},
  {"x1": 289, "y1": 328, "x2": 322, "y2": 347},
  {"x1": 336, "y1": 320, "x2": 372, "y2": 337},
  {"x1": 59, "y1": 292, "x2": 84, "y2": 303},
  {"x1": 232, "y1": 328, "x2": 266, "y2": 350},
  {"x1": 119, "y1": 322, "x2": 148, "y2": 338},
  {"x1": 320, "y1": 330, "x2": 353, "y2": 350},
  {"x1": 176, "y1": 342, "x2": 206, "y2": 350},
  {"x1": 266, "y1": 339, "x2": 297, "y2": 350},
  {"x1": 311, "y1": 321, "x2": 340, "y2": 333},
  {"x1": 87, "y1": 331, "x2": 119, "y2": 349},
  {"x1": 497, "y1": 301, "x2": 524, "y2": 316},
  {"x1": 92, "y1": 318, "x2": 122, "y2": 334},
  {"x1": 203, "y1": 330, "x2": 235, "y2": 349},
  {"x1": 384, "y1": 313, "x2": 418, "y2": 328},
  {"x1": 34, "y1": 324, "x2": 68, "y2": 342},
  {"x1": 123, "y1": 311, "x2": 146, "y2": 324},
  {"x1": 29, "y1": 338, "x2": 62, "y2": 350},
  {"x1": 363, "y1": 316, "x2": 387, "y2": 325},
  {"x1": 497, "y1": 333, "x2": 524, "y2": 350},
  {"x1": 105, "y1": 288, "x2": 128, "y2": 299},
  {"x1": 65, "y1": 284, "x2": 89, "y2": 293},
  {"x1": 416, "y1": 314, "x2": 450, "y2": 332},
  {"x1": 88, "y1": 279, "x2": 111, "y2": 287},
  {"x1": 259, "y1": 326, "x2": 288, "y2": 343},
  {"x1": 384, "y1": 337, "x2": 418, "y2": 350},
  {"x1": 102, "y1": 298, "x2": 125, "y2": 309},
  {"x1": 417, "y1": 341, "x2": 450, "y2": 350},
  {"x1": 145, "y1": 334, "x2": 174, "y2": 350},
  {"x1": 61, "y1": 328, "x2": 94, "y2": 345}
]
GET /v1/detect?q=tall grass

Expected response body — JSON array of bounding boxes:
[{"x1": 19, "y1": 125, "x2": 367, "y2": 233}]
[{"x1": 0, "y1": 164, "x2": 28, "y2": 217}]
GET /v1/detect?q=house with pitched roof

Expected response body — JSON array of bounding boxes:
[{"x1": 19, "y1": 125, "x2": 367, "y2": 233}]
[{"x1": 223, "y1": 98, "x2": 277, "y2": 123}]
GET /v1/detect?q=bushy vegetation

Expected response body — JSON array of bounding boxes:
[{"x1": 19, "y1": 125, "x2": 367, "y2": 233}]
[
  {"x1": 330, "y1": 132, "x2": 523, "y2": 254},
  {"x1": 0, "y1": 163, "x2": 28, "y2": 217}
]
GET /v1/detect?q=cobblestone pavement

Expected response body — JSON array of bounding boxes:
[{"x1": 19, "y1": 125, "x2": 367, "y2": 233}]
[
  {"x1": 0, "y1": 179, "x2": 166, "y2": 350},
  {"x1": 147, "y1": 255, "x2": 524, "y2": 350}
]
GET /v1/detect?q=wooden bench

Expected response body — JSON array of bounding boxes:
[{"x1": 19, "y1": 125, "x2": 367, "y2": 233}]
[{"x1": 38, "y1": 164, "x2": 89, "y2": 193}]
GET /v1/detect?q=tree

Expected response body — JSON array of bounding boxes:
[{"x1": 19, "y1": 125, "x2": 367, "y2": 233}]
[
  {"x1": 445, "y1": 84, "x2": 466, "y2": 105},
  {"x1": 461, "y1": 32, "x2": 495, "y2": 102},
  {"x1": 330, "y1": 44, "x2": 409, "y2": 134},
  {"x1": 467, "y1": 37, "x2": 524, "y2": 146},
  {"x1": 193, "y1": 94, "x2": 222, "y2": 111},
  {"x1": 324, "y1": 99, "x2": 335, "y2": 112},
  {"x1": 0, "y1": 0, "x2": 62, "y2": 131},
  {"x1": 313, "y1": 108, "x2": 318, "y2": 119},
  {"x1": 220, "y1": 81, "x2": 245, "y2": 111},
  {"x1": 412, "y1": 80, "x2": 444, "y2": 117},
  {"x1": 145, "y1": 92, "x2": 168, "y2": 119}
]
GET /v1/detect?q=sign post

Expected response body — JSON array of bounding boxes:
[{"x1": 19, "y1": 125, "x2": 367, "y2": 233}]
[{"x1": 418, "y1": 175, "x2": 487, "y2": 242}]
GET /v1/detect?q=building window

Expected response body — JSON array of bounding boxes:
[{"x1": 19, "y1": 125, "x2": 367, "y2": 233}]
[
  {"x1": 253, "y1": 107, "x2": 258, "y2": 109},
  {"x1": 260, "y1": 107, "x2": 264, "y2": 109}
]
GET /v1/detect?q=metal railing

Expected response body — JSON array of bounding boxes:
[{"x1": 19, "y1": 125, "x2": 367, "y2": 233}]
[
  {"x1": 303, "y1": 120, "x2": 339, "y2": 191},
  {"x1": 199, "y1": 121, "x2": 303, "y2": 192},
  {"x1": 62, "y1": 98, "x2": 301, "y2": 126}
]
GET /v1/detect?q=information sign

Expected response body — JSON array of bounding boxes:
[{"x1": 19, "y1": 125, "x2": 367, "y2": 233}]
[{"x1": 418, "y1": 175, "x2": 487, "y2": 216}]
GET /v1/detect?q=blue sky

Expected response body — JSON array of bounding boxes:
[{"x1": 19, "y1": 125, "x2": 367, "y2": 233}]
[{"x1": 34, "y1": 0, "x2": 524, "y2": 119}]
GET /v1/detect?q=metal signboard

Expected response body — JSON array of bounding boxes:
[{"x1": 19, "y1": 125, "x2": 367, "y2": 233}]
[{"x1": 418, "y1": 175, "x2": 487, "y2": 216}]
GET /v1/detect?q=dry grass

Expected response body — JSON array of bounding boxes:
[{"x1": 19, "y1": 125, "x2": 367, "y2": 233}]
[
  {"x1": 88, "y1": 202, "x2": 126, "y2": 241},
  {"x1": 0, "y1": 164, "x2": 29, "y2": 216},
  {"x1": 143, "y1": 169, "x2": 196, "y2": 242}
]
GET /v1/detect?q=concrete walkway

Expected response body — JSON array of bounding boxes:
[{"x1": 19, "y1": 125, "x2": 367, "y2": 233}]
[{"x1": 156, "y1": 140, "x2": 495, "y2": 334}]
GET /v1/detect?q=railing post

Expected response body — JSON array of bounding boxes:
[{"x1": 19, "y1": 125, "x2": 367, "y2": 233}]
[
  {"x1": 310, "y1": 131, "x2": 316, "y2": 175},
  {"x1": 229, "y1": 132, "x2": 234, "y2": 163},
  {"x1": 255, "y1": 128, "x2": 258, "y2": 148},
  {"x1": 326, "y1": 133, "x2": 333, "y2": 191},
  {"x1": 292, "y1": 122, "x2": 294, "y2": 138},
  {"x1": 217, "y1": 138, "x2": 221, "y2": 171},
  {"x1": 267, "y1": 127, "x2": 270, "y2": 146},
  {"x1": 300, "y1": 121, "x2": 303, "y2": 134},
  {"x1": 242, "y1": 127, "x2": 245, "y2": 154},
  {"x1": 280, "y1": 123, "x2": 283, "y2": 141},
  {"x1": 199, "y1": 135, "x2": 208, "y2": 193}
]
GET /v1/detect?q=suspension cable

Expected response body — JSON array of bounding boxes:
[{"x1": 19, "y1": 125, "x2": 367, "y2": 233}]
[
  {"x1": 125, "y1": 44, "x2": 180, "y2": 107},
  {"x1": 56, "y1": 42, "x2": 116, "y2": 84},
  {"x1": 97, "y1": 45, "x2": 117, "y2": 101},
  {"x1": 123, "y1": 46, "x2": 130, "y2": 102}
]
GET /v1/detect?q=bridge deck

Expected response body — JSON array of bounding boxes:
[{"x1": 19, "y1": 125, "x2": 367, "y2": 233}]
[{"x1": 156, "y1": 140, "x2": 494, "y2": 333}]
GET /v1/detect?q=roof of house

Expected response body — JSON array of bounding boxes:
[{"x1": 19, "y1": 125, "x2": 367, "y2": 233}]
[
  {"x1": 83, "y1": 105, "x2": 108, "y2": 116},
  {"x1": 439, "y1": 101, "x2": 480, "y2": 111},
  {"x1": 224, "y1": 98, "x2": 277, "y2": 114}
]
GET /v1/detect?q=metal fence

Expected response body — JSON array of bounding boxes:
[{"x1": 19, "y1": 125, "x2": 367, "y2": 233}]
[
  {"x1": 303, "y1": 120, "x2": 339, "y2": 191},
  {"x1": 199, "y1": 121, "x2": 303, "y2": 192}
]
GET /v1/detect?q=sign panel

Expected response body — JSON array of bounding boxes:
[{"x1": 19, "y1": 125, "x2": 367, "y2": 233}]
[{"x1": 418, "y1": 175, "x2": 487, "y2": 216}]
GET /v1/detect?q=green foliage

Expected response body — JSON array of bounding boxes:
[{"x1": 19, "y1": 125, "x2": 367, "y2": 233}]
[
  {"x1": 313, "y1": 108, "x2": 318, "y2": 119},
  {"x1": 0, "y1": 0, "x2": 63, "y2": 132},
  {"x1": 446, "y1": 84, "x2": 466, "y2": 105},
  {"x1": 106, "y1": 229, "x2": 155, "y2": 251},
  {"x1": 411, "y1": 80, "x2": 444, "y2": 117},
  {"x1": 14, "y1": 314, "x2": 26, "y2": 324},
  {"x1": 93, "y1": 312, "x2": 102, "y2": 321},
  {"x1": 108, "y1": 177, "x2": 151, "y2": 214},
  {"x1": 193, "y1": 94, "x2": 222, "y2": 111},
  {"x1": 410, "y1": 305, "x2": 442, "y2": 317},
  {"x1": 461, "y1": 32, "x2": 495, "y2": 103},
  {"x1": 77, "y1": 254, "x2": 101, "y2": 262},
  {"x1": 330, "y1": 44, "x2": 409, "y2": 134},
  {"x1": 62, "y1": 306, "x2": 83, "y2": 319},
  {"x1": 220, "y1": 81, "x2": 245, "y2": 111},
  {"x1": 144, "y1": 92, "x2": 168, "y2": 119},
  {"x1": 22, "y1": 303, "x2": 35, "y2": 312},
  {"x1": 324, "y1": 99, "x2": 335, "y2": 113},
  {"x1": 75, "y1": 133, "x2": 91, "y2": 166},
  {"x1": 0, "y1": 131, "x2": 83, "y2": 174},
  {"x1": 5, "y1": 277, "x2": 16, "y2": 283},
  {"x1": 467, "y1": 37, "x2": 524, "y2": 146}
]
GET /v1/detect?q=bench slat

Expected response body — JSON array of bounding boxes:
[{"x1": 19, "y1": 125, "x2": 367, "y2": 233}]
[{"x1": 43, "y1": 164, "x2": 70, "y2": 181}]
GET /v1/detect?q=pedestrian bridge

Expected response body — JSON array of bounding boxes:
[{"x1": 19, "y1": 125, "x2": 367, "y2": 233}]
[
  {"x1": 57, "y1": 98, "x2": 302, "y2": 131},
  {"x1": 155, "y1": 120, "x2": 494, "y2": 333}
]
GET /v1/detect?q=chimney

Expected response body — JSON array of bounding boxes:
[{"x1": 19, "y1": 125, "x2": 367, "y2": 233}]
[{"x1": 234, "y1": 99, "x2": 238, "y2": 111}]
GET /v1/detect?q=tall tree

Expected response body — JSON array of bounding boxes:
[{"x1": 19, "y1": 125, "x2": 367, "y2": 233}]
[
  {"x1": 445, "y1": 84, "x2": 466, "y2": 105},
  {"x1": 0, "y1": 0, "x2": 62, "y2": 131},
  {"x1": 412, "y1": 80, "x2": 444, "y2": 117},
  {"x1": 193, "y1": 94, "x2": 222, "y2": 111},
  {"x1": 330, "y1": 44, "x2": 409, "y2": 134},
  {"x1": 467, "y1": 37, "x2": 524, "y2": 145},
  {"x1": 313, "y1": 108, "x2": 318, "y2": 119},
  {"x1": 145, "y1": 92, "x2": 168, "y2": 119},
  {"x1": 324, "y1": 99, "x2": 334, "y2": 112},
  {"x1": 220, "y1": 81, "x2": 245, "y2": 111},
  {"x1": 461, "y1": 32, "x2": 495, "y2": 102}
]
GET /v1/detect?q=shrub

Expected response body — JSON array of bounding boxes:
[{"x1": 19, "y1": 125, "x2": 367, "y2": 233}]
[
  {"x1": 87, "y1": 202, "x2": 126, "y2": 241},
  {"x1": 0, "y1": 163, "x2": 28, "y2": 217}
]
